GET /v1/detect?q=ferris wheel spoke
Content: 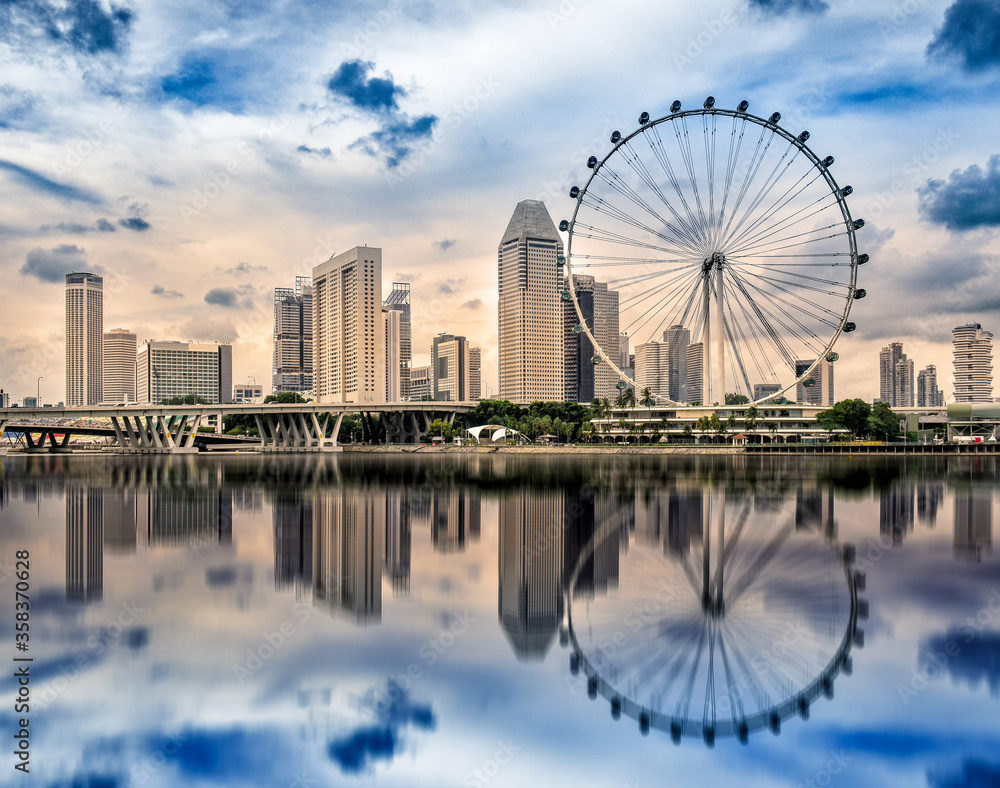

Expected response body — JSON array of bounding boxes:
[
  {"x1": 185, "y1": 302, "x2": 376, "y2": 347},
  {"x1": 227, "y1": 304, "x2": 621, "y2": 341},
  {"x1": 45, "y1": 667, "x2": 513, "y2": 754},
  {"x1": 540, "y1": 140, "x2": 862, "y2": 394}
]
[
  {"x1": 703, "y1": 113, "x2": 718, "y2": 240},
  {"x1": 717, "y1": 123, "x2": 775, "y2": 244},
  {"x1": 614, "y1": 262, "x2": 699, "y2": 302},
  {"x1": 676, "y1": 115, "x2": 711, "y2": 237},
  {"x1": 585, "y1": 191, "x2": 704, "y2": 257},
  {"x1": 677, "y1": 620, "x2": 709, "y2": 720},
  {"x1": 749, "y1": 264, "x2": 853, "y2": 290},
  {"x1": 722, "y1": 309, "x2": 754, "y2": 396},
  {"x1": 732, "y1": 267, "x2": 845, "y2": 324},
  {"x1": 728, "y1": 294, "x2": 781, "y2": 383},
  {"x1": 617, "y1": 135, "x2": 700, "y2": 238},
  {"x1": 714, "y1": 115, "x2": 749, "y2": 247},
  {"x1": 723, "y1": 167, "x2": 822, "y2": 249},
  {"x1": 573, "y1": 255, "x2": 694, "y2": 267},
  {"x1": 727, "y1": 221, "x2": 845, "y2": 258},
  {"x1": 725, "y1": 522, "x2": 795, "y2": 607},
  {"x1": 720, "y1": 138, "x2": 799, "y2": 248},
  {"x1": 721, "y1": 621, "x2": 769, "y2": 709},
  {"x1": 624, "y1": 271, "x2": 704, "y2": 346},
  {"x1": 644, "y1": 127, "x2": 709, "y2": 244},
  {"x1": 724, "y1": 270, "x2": 804, "y2": 369},
  {"x1": 726, "y1": 185, "x2": 838, "y2": 253},
  {"x1": 704, "y1": 622, "x2": 719, "y2": 725},
  {"x1": 717, "y1": 634, "x2": 745, "y2": 723},
  {"x1": 729, "y1": 266, "x2": 841, "y2": 338},
  {"x1": 572, "y1": 224, "x2": 696, "y2": 257}
]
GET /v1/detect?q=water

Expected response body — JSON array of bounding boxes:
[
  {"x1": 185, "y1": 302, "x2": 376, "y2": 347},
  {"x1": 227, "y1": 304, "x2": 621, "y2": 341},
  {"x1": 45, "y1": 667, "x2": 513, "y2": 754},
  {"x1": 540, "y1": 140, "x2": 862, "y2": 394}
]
[{"x1": 0, "y1": 452, "x2": 997, "y2": 787}]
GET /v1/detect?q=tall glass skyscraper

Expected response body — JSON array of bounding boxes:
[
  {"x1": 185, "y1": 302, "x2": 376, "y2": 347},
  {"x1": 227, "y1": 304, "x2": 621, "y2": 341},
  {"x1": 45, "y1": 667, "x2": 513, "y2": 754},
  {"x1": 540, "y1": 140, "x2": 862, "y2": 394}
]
[
  {"x1": 272, "y1": 277, "x2": 313, "y2": 395},
  {"x1": 65, "y1": 272, "x2": 103, "y2": 406}
]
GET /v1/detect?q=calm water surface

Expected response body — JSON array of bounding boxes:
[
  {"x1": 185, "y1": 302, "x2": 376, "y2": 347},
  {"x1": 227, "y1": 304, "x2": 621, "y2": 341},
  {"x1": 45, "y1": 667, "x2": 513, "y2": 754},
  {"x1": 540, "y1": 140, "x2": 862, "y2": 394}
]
[{"x1": 0, "y1": 453, "x2": 997, "y2": 787}]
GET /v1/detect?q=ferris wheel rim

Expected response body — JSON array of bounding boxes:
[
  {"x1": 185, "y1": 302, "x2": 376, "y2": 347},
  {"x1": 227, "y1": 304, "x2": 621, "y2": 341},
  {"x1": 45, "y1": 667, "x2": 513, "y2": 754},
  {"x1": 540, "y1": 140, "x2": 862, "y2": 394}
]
[
  {"x1": 564, "y1": 494, "x2": 860, "y2": 743},
  {"x1": 562, "y1": 101, "x2": 862, "y2": 406}
]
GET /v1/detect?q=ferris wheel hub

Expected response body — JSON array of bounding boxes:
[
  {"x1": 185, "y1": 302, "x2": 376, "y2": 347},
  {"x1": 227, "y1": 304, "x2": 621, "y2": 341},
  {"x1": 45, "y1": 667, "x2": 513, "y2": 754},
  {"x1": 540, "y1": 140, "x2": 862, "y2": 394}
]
[{"x1": 702, "y1": 252, "x2": 726, "y2": 273}]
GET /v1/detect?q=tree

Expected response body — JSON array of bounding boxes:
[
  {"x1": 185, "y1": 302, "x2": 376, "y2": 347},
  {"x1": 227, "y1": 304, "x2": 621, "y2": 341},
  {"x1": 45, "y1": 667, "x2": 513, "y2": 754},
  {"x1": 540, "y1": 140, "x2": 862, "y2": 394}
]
[
  {"x1": 712, "y1": 412, "x2": 726, "y2": 438},
  {"x1": 682, "y1": 424, "x2": 694, "y2": 442},
  {"x1": 867, "y1": 402, "x2": 901, "y2": 442},
  {"x1": 263, "y1": 391, "x2": 308, "y2": 404},
  {"x1": 816, "y1": 398, "x2": 872, "y2": 438},
  {"x1": 745, "y1": 405, "x2": 759, "y2": 435},
  {"x1": 624, "y1": 387, "x2": 636, "y2": 408},
  {"x1": 725, "y1": 393, "x2": 750, "y2": 405},
  {"x1": 726, "y1": 414, "x2": 737, "y2": 431},
  {"x1": 424, "y1": 418, "x2": 455, "y2": 442},
  {"x1": 695, "y1": 415, "x2": 712, "y2": 442},
  {"x1": 639, "y1": 387, "x2": 655, "y2": 407},
  {"x1": 161, "y1": 394, "x2": 209, "y2": 405}
]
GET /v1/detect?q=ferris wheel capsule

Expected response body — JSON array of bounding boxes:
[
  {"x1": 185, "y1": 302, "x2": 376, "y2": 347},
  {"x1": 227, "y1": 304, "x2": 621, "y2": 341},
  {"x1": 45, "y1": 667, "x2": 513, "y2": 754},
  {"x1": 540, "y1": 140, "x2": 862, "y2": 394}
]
[
  {"x1": 638, "y1": 111, "x2": 650, "y2": 124},
  {"x1": 827, "y1": 352, "x2": 840, "y2": 362},
  {"x1": 572, "y1": 324, "x2": 584, "y2": 333},
  {"x1": 570, "y1": 186, "x2": 580, "y2": 198},
  {"x1": 769, "y1": 111, "x2": 781, "y2": 123},
  {"x1": 559, "y1": 220, "x2": 569, "y2": 231},
  {"x1": 615, "y1": 380, "x2": 627, "y2": 389},
  {"x1": 853, "y1": 218, "x2": 866, "y2": 229},
  {"x1": 843, "y1": 322, "x2": 857, "y2": 333},
  {"x1": 703, "y1": 96, "x2": 716, "y2": 109},
  {"x1": 560, "y1": 291, "x2": 571, "y2": 301},
  {"x1": 858, "y1": 253, "x2": 870, "y2": 264},
  {"x1": 670, "y1": 99, "x2": 682, "y2": 113},
  {"x1": 591, "y1": 355, "x2": 603, "y2": 364},
  {"x1": 841, "y1": 185, "x2": 853, "y2": 197},
  {"x1": 737, "y1": 99, "x2": 749, "y2": 112},
  {"x1": 587, "y1": 155, "x2": 598, "y2": 168},
  {"x1": 611, "y1": 130, "x2": 622, "y2": 143},
  {"x1": 853, "y1": 288, "x2": 867, "y2": 299},
  {"x1": 798, "y1": 131, "x2": 810, "y2": 143},
  {"x1": 822, "y1": 155, "x2": 835, "y2": 167}
]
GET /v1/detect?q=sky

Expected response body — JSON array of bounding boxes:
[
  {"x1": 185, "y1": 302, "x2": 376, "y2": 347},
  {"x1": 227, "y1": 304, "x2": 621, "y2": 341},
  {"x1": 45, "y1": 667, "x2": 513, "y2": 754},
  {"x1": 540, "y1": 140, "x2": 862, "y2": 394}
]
[{"x1": 1, "y1": 0, "x2": 999, "y2": 404}]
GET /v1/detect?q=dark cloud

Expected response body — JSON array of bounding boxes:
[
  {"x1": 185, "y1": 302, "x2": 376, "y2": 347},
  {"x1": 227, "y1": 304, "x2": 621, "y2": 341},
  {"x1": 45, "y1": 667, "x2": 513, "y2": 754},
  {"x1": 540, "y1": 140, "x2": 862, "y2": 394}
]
[
  {"x1": 159, "y1": 48, "x2": 265, "y2": 113},
  {"x1": 297, "y1": 144, "x2": 332, "y2": 158},
  {"x1": 39, "y1": 218, "x2": 118, "y2": 234},
  {"x1": 329, "y1": 681, "x2": 435, "y2": 774},
  {"x1": 352, "y1": 113, "x2": 437, "y2": 168},
  {"x1": 437, "y1": 279, "x2": 464, "y2": 294},
  {"x1": 747, "y1": 0, "x2": 828, "y2": 15},
  {"x1": 151, "y1": 285, "x2": 183, "y2": 298},
  {"x1": 0, "y1": 159, "x2": 102, "y2": 205},
  {"x1": 393, "y1": 272, "x2": 420, "y2": 283},
  {"x1": 0, "y1": 83, "x2": 40, "y2": 130},
  {"x1": 921, "y1": 628, "x2": 1000, "y2": 696},
  {"x1": 0, "y1": 0, "x2": 133, "y2": 57},
  {"x1": 928, "y1": 759, "x2": 1000, "y2": 788},
  {"x1": 434, "y1": 239, "x2": 456, "y2": 251},
  {"x1": 225, "y1": 262, "x2": 268, "y2": 275},
  {"x1": 928, "y1": 0, "x2": 1000, "y2": 72},
  {"x1": 326, "y1": 60, "x2": 406, "y2": 113},
  {"x1": 462, "y1": 298, "x2": 483, "y2": 310},
  {"x1": 20, "y1": 244, "x2": 97, "y2": 282},
  {"x1": 204, "y1": 288, "x2": 240, "y2": 307},
  {"x1": 118, "y1": 216, "x2": 150, "y2": 231},
  {"x1": 96, "y1": 218, "x2": 116, "y2": 232},
  {"x1": 918, "y1": 155, "x2": 1000, "y2": 231}
]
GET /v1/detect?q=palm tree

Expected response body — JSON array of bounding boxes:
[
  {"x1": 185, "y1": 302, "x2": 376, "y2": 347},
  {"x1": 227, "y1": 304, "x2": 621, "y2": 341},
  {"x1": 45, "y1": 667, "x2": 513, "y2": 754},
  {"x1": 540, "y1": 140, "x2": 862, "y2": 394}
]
[
  {"x1": 695, "y1": 415, "x2": 712, "y2": 443},
  {"x1": 682, "y1": 424, "x2": 694, "y2": 443},
  {"x1": 745, "y1": 405, "x2": 759, "y2": 436},
  {"x1": 639, "y1": 387, "x2": 655, "y2": 407},
  {"x1": 623, "y1": 387, "x2": 636, "y2": 408},
  {"x1": 767, "y1": 421, "x2": 778, "y2": 443},
  {"x1": 614, "y1": 389, "x2": 628, "y2": 409}
]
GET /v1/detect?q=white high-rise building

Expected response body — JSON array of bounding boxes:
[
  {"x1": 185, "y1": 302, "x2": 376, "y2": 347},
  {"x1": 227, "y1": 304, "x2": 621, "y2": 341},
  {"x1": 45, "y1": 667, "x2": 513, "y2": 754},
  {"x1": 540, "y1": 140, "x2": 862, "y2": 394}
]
[
  {"x1": 431, "y1": 333, "x2": 481, "y2": 402},
  {"x1": 468, "y1": 346, "x2": 482, "y2": 401},
  {"x1": 136, "y1": 341, "x2": 233, "y2": 404},
  {"x1": 953, "y1": 323, "x2": 994, "y2": 402},
  {"x1": 313, "y1": 246, "x2": 385, "y2": 404},
  {"x1": 409, "y1": 365, "x2": 431, "y2": 400},
  {"x1": 498, "y1": 200, "x2": 563, "y2": 402},
  {"x1": 917, "y1": 365, "x2": 945, "y2": 407},
  {"x1": 795, "y1": 358, "x2": 835, "y2": 406},
  {"x1": 66, "y1": 272, "x2": 103, "y2": 406},
  {"x1": 384, "y1": 307, "x2": 402, "y2": 402},
  {"x1": 273, "y1": 277, "x2": 313, "y2": 395},
  {"x1": 879, "y1": 342, "x2": 904, "y2": 405},
  {"x1": 383, "y1": 283, "x2": 412, "y2": 400},
  {"x1": 896, "y1": 356, "x2": 915, "y2": 407},
  {"x1": 102, "y1": 328, "x2": 136, "y2": 404}
]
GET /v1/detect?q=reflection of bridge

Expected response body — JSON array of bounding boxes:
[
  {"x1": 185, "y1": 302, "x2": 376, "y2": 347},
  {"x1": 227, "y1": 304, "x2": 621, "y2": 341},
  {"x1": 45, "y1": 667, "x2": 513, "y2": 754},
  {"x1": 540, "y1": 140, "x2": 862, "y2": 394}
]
[{"x1": 0, "y1": 403, "x2": 473, "y2": 454}]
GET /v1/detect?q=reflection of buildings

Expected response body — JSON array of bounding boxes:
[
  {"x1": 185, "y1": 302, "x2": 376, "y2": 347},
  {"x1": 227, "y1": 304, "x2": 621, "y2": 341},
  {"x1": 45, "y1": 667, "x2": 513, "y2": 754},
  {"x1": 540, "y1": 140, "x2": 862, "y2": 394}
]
[
  {"x1": 880, "y1": 485, "x2": 914, "y2": 547},
  {"x1": 66, "y1": 488, "x2": 103, "y2": 603},
  {"x1": 103, "y1": 488, "x2": 137, "y2": 555},
  {"x1": 313, "y1": 487, "x2": 384, "y2": 625},
  {"x1": 795, "y1": 488, "x2": 835, "y2": 537},
  {"x1": 954, "y1": 486, "x2": 993, "y2": 562},
  {"x1": 498, "y1": 490, "x2": 564, "y2": 661},
  {"x1": 432, "y1": 488, "x2": 481, "y2": 553},
  {"x1": 141, "y1": 488, "x2": 233, "y2": 548},
  {"x1": 917, "y1": 482, "x2": 944, "y2": 527},
  {"x1": 385, "y1": 489, "x2": 410, "y2": 596},
  {"x1": 563, "y1": 493, "x2": 622, "y2": 599},
  {"x1": 274, "y1": 498, "x2": 313, "y2": 592},
  {"x1": 634, "y1": 490, "x2": 703, "y2": 557}
]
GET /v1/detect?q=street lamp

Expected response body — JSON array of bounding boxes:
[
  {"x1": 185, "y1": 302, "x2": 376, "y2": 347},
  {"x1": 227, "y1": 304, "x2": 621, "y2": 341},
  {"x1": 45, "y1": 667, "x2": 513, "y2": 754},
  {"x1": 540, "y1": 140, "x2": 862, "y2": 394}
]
[{"x1": 36, "y1": 376, "x2": 42, "y2": 408}]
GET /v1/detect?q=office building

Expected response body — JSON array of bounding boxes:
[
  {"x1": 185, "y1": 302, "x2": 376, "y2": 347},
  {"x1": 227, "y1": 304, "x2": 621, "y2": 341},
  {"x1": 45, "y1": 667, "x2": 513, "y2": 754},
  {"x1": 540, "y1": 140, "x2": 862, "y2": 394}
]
[
  {"x1": 686, "y1": 343, "x2": 704, "y2": 404},
  {"x1": 102, "y1": 328, "x2": 136, "y2": 404},
  {"x1": 753, "y1": 383, "x2": 782, "y2": 402},
  {"x1": 896, "y1": 356, "x2": 915, "y2": 408},
  {"x1": 384, "y1": 308, "x2": 402, "y2": 402},
  {"x1": 498, "y1": 200, "x2": 563, "y2": 402},
  {"x1": 140, "y1": 487, "x2": 233, "y2": 548},
  {"x1": 469, "y1": 346, "x2": 482, "y2": 400},
  {"x1": 795, "y1": 358, "x2": 834, "y2": 406},
  {"x1": 432, "y1": 333, "x2": 481, "y2": 402},
  {"x1": 383, "y1": 283, "x2": 412, "y2": 400},
  {"x1": 634, "y1": 325, "x2": 690, "y2": 402},
  {"x1": 66, "y1": 486, "x2": 102, "y2": 603},
  {"x1": 313, "y1": 485, "x2": 383, "y2": 625},
  {"x1": 273, "y1": 277, "x2": 313, "y2": 395},
  {"x1": 953, "y1": 323, "x2": 994, "y2": 402},
  {"x1": 563, "y1": 274, "x2": 620, "y2": 403},
  {"x1": 313, "y1": 246, "x2": 385, "y2": 404},
  {"x1": 917, "y1": 365, "x2": 945, "y2": 407},
  {"x1": 232, "y1": 383, "x2": 263, "y2": 403},
  {"x1": 66, "y1": 272, "x2": 103, "y2": 406},
  {"x1": 432, "y1": 488, "x2": 482, "y2": 553},
  {"x1": 410, "y1": 365, "x2": 431, "y2": 400},
  {"x1": 22, "y1": 396, "x2": 37, "y2": 408},
  {"x1": 0, "y1": 391, "x2": 9, "y2": 408},
  {"x1": 879, "y1": 342, "x2": 914, "y2": 407},
  {"x1": 136, "y1": 341, "x2": 233, "y2": 404}
]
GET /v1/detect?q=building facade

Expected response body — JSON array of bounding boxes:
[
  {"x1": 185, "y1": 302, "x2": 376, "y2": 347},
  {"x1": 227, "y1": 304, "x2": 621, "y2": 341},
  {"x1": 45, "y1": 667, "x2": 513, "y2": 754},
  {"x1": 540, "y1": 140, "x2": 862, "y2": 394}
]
[
  {"x1": 136, "y1": 341, "x2": 233, "y2": 404},
  {"x1": 66, "y1": 272, "x2": 103, "y2": 406},
  {"x1": 795, "y1": 358, "x2": 835, "y2": 406},
  {"x1": 686, "y1": 343, "x2": 704, "y2": 404},
  {"x1": 313, "y1": 246, "x2": 385, "y2": 404},
  {"x1": 102, "y1": 328, "x2": 136, "y2": 404},
  {"x1": 634, "y1": 325, "x2": 691, "y2": 403},
  {"x1": 563, "y1": 274, "x2": 620, "y2": 403},
  {"x1": 498, "y1": 200, "x2": 564, "y2": 402},
  {"x1": 953, "y1": 323, "x2": 994, "y2": 402},
  {"x1": 383, "y1": 283, "x2": 412, "y2": 400},
  {"x1": 431, "y1": 333, "x2": 481, "y2": 402},
  {"x1": 917, "y1": 364, "x2": 945, "y2": 407},
  {"x1": 273, "y1": 277, "x2": 313, "y2": 395},
  {"x1": 410, "y1": 365, "x2": 431, "y2": 400},
  {"x1": 232, "y1": 383, "x2": 263, "y2": 403}
]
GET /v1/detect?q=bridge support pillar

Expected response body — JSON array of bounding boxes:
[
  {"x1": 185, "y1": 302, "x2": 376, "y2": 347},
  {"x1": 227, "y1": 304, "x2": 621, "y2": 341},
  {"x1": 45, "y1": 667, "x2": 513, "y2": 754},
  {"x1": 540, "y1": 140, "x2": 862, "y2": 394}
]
[
  {"x1": 255, "y1": 411, "x2": 341, "y2": 452},
  {"x1": 110, "y1": 414, "x2": 201, "y2": 454}
]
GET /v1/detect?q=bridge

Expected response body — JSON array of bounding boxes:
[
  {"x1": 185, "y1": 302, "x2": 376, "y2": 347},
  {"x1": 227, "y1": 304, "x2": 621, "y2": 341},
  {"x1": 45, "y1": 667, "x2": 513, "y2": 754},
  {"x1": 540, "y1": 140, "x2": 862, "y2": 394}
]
[{"x1": 0, "y1": 402, "x2": 474, "y2": 454}]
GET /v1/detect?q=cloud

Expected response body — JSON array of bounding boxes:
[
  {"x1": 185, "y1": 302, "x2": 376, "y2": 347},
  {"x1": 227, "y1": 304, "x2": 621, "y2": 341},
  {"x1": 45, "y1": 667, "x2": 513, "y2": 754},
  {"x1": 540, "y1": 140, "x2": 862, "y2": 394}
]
[
  {"x1": 159, "y1": 48, "x2": 265, "y2": 113},
  {"x1": 96, "y1": 218, "x2": 116, "y2": 232},
  {"x1": 928, "y1": 759, "x2": 1000, "y2": 788},
  {"x1": 462, "y1": 298, "x2": 483, "y2": 310},
  {"x1": 921, "y1": 629, "x2": 1000, "y2": 696},
  {"x1": 0, "y1": 84, "x2": 40, "y2": 130},
  {"x1": 437, "y1": 279, "x2": 464, "y2": 294},
  {"x1": 151, "y1": 285, "x2": 183, "y2": 298},
  {"x1": 20, "y1": 244, "x2": 97, "y2": 282},
  {"x1": 39, "y1": 218, "x2": 119, "y2": 234},
  {"x1": 0, "y1": 0, "x2": 133, "y2": 58},
  {"x1": 393, "y1": 272, "x2": 420, "y2": 283},
  {"x1": 928, "y1": 0, "x2": 1000, "y2": 72},
  {"x1": 351, "y1": 113, "x2": 438, "y2": 168},
  {"x1": 0, "y1": 159, "x2": 102, "y2": 205},
  {"x1": 204, "y1": 288, "x2": 241, "y2": 307},
  {"x1": 177, "y1": 316, "x2": 239, "y2": 342},
  {"x1": 224, "y1": 262, "x2": 268, "y2": 275},
  {"x1": 918, "y1": 155, "x2": 1000, "y2": 231},
  {"x1": 326, "y1": 60, "x2": 406, "y2": 113},
  {"x1": 118, "y1": 216, "x2": 150, "y2": 231},
  {"x1": 434, "y1": 239, "x2": 456, "y2": 251},
  {"x1": 746, "y1": 0, "x2": 828, "y2": 15},
  {"x1": 297, "y1": 144, "x2": 332, "y2": 158},
  {"x1": 328, "y1": 681, "x2": 435, "y2": 774}
]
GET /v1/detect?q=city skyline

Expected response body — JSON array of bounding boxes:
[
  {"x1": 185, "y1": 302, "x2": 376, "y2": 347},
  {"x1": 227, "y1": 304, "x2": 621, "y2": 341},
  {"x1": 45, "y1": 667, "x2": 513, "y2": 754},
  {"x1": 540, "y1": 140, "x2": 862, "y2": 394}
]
[{"x1": 2, "y1": 1, "x2": 1000, "y2": 405}]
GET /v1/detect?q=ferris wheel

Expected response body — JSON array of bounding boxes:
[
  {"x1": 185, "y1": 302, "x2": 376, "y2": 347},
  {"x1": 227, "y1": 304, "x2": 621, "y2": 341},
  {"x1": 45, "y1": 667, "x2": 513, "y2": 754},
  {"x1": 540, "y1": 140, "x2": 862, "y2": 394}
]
[
  {"x1": 565, "y1": 490, "x2": 865, "y2": 745},
  {"x1": 560, "y1": 97, "x2": 867, "y2": 405}
]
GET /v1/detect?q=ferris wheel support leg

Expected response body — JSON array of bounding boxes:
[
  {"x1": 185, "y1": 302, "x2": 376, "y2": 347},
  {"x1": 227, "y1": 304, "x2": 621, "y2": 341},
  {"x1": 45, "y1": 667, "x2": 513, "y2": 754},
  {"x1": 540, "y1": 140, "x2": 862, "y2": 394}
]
[
  {"x1": 703, "y1": 276, "x2": 712, "y2": 404},
  {"x1": 716, "y1": 270, "x2": 725, "y2": 404}
]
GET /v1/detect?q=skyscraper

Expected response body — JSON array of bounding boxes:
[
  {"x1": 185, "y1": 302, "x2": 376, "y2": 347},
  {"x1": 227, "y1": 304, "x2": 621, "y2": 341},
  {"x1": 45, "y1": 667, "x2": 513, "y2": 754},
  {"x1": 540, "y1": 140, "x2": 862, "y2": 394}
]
[
  {"x1": 468, "y1": 346, "x2": 482, "y2": 400},
  {"x1": 917, "y1": 365, "x2": 945, "y2": 407},
  {"x1": 66, "y1": 272, "x2": 103, "y2": 406},
  {"x1": 795, "y1": 358, "x2": 834, "y2": 406},
  {"x1": 634, "y1": 325, "x2": 690, "y2": 402},
  {"x1": 953, "y1": 323, "x2": 994, "y2": 402},
  {"x1": 383, "y1": 283, "x2": 412, "y2": 400},
  {"x1": 273, "y1": 277, "x2": 313, "y2": 395},
  {"x1": 409, "y1": 365, "x2": 431, "y2": 400},
  {"x1": 102, "y1": 328, "x2": 136, "y2": 403},
  {"x1": 274, "y1": 496, "x2": 313, "y2": 593},
  {"x1": 384, "y1": 307, "x2": 402, "y2": 402},
  {"x1": 879, "y1": 342, "x2": 904, "y2": 405},
  {"x1": 686, "y1": 343, "x2": 704, "y2": 404},
  {"x1": 954, "y1": 484, "x2": 992, "y2": 562},
  {"x1": 498, "y1": 200, "x2": 564, "y2": 402},
  {"x1": 136, "y1": 341, "x2": 233, "y2": 404},
  {"x1": 431, "y1": 333, "x2": 481, "y2": 402},
  {"x1": 563, "y1": 274, "x2": 620, "y2": 403},
  {"x1": 896, "y1": 355, "x2": 915, "y2": 408},
  {"x1": 313, "y1": 246, "x2": 385, "y2": 404}
]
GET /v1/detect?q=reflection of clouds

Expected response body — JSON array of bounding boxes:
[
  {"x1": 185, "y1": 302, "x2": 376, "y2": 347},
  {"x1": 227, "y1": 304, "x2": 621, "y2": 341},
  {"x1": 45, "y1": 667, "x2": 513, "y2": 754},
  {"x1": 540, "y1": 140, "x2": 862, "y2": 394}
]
[
  {"x1": 329, "y1": 681, "x2": 436, "y2": 774},
  {"x1": 922, "y1": 630, "x2": 1000, "y2": 697},
  {"x1": 928, "y1": 758, "x2": 1000, "y2": 788}
]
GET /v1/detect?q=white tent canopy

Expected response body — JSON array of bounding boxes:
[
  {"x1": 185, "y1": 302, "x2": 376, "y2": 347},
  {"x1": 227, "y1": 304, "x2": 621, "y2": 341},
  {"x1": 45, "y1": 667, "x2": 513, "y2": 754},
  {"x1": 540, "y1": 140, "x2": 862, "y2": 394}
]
[{"x1": 466, "y1": 424, "x2": 530, "y2": 443}]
